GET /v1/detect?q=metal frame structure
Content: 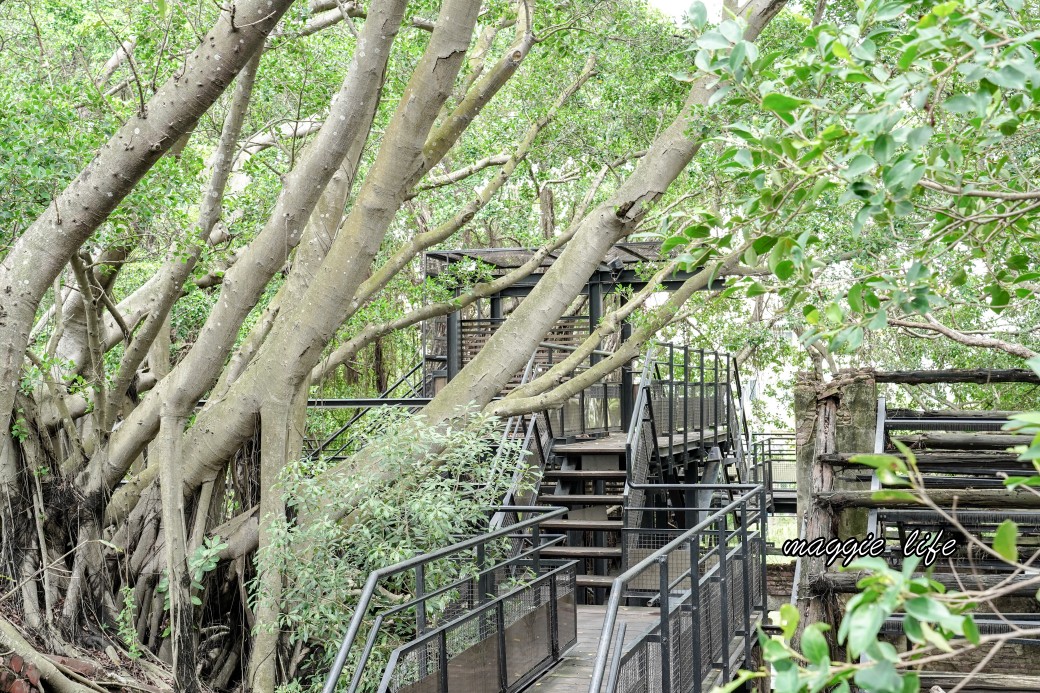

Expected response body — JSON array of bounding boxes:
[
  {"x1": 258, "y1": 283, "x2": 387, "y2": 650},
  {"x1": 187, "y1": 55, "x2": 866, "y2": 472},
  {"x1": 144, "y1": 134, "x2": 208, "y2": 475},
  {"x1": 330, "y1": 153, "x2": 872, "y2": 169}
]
[
  {"x1": 320, "y1": 507, "x2": 571, "y2": 693},
  {"x1": 587, "y1": 487, "x2": 768, "y2": 693}
]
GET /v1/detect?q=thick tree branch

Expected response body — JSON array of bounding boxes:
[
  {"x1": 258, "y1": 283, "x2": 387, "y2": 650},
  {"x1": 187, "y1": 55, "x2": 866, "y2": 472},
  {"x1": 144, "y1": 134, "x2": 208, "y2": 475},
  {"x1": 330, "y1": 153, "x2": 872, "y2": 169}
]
[{"x1": 890, "y1": 314, "x2": 1037, "y2": 359}]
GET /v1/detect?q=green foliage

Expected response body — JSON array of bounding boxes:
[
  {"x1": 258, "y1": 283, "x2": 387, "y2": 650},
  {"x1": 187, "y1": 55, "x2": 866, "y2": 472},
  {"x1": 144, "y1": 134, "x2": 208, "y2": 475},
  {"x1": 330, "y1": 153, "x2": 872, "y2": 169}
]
[
  {"x1": 254, "y1": 409, "x2": 530, "y2": 691},
  {"x1": 117, "y1": 585, "x2": 142, "y2": 659},
  {"x1": 720, "y1": 397, "x2": 1040, "y2": 692},
  {"x1": 156, "y1": 536, "x2": 227, "y2": 612},
  {"x1": 664, "y1": 0, "x2": 1040, "y2": 366}
]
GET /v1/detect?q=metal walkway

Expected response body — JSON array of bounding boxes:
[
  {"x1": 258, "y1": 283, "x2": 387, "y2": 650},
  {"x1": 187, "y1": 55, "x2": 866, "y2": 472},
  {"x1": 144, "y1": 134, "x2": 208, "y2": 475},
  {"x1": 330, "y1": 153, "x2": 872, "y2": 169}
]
[{"x1": 316, "y1": 342, "x2": 771, "y2": 693}]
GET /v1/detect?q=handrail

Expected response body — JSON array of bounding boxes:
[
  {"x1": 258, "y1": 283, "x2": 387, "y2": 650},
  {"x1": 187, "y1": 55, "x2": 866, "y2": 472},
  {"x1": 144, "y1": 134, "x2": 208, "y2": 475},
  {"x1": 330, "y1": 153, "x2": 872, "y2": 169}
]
[
  {"x1": 307, "y1": 361, "x2": 424, "y2": 459},
  {"x1": 320, "y1": 505, "x2": 568, "y2": 693},
  {"x1": 376, "y1": 558, "x2": 577, "y2": 693},
  {"x1": 587, "y1": 486, "x2": 766, "y2": 693}
]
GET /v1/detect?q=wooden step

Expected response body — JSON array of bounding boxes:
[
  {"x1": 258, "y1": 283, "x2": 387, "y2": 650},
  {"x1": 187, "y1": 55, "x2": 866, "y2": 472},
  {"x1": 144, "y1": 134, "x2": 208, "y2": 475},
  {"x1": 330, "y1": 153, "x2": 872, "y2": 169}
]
[
  {"x1": 544, "y1": 469, "x2": 627, "y2": 479},
  {"x1": 540, "y1": 519, "x2": 623, "y2": 531},
  {"x1": 538, "y1": 494, "x2": 622, "y2": 506},
  {"x1": 576, "y1": 575, "x2": 616, "y2": 589},
  {"x1": 540, "y1": 546, "x2": 622, "y2": 559}
]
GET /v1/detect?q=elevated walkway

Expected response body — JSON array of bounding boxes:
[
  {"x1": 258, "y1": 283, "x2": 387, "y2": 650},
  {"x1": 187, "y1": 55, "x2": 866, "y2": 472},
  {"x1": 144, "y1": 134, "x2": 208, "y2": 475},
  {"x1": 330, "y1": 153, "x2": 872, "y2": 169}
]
[{"x1": 313, "y1": 340, "x2": 771, "y2": 693}]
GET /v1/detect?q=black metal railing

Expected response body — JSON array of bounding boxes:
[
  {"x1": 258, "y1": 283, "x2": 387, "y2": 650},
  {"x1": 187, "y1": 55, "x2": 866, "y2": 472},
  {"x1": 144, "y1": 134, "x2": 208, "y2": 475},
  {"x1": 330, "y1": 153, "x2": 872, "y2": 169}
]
[
  {"x1": 305, "y1": 362, "x2": 428, "y2": 461},
  {"x1": 490, "y1": 410, "x2": 554, "y2": 533},
  {"x1": 750, "y1": 432, "x2": 796, "y2": 492},
  {"x1": 533, "y1": 342, "x2": 625, "y2": 440},
  {"x1": 378, "y1": 559, "x2": 577, "y2": 693},
  {"x1": 588, "y1": 487, "x2": 768, "y2": 693},
  {"x1": 622, "y1": 343, "x2": 752, "y2": 554},
  {"x1": 321, "y1": 507, "x2": 572, "y2": 693}
]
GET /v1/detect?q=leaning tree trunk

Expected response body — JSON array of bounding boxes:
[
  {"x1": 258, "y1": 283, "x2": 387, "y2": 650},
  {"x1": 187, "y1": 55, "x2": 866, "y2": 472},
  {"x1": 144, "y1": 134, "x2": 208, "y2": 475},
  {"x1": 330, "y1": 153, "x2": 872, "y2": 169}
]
[{"x1": 0, "y1": 0, "x2": 293, "y2": 449}]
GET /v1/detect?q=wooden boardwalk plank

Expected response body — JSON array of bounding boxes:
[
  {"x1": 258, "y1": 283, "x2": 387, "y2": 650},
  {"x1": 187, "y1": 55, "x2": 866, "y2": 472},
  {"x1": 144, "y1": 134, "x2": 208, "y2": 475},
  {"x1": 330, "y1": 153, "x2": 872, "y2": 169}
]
[{"x1": 530, "y1": 605, "x2": 659, "y2": 693}]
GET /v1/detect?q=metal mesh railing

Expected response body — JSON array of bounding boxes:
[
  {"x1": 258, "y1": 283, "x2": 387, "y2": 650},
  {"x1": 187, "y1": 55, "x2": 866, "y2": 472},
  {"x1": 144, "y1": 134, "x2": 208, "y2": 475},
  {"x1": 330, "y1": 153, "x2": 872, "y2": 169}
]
[
  {"x1": 321, "y1": 508, "x2": 572, "y2": 693},
  {"x1": 589, "y1": 488, "x2": 768, "y2": 693},
  {"x1": 750, "y1": 432, "x2": 796, "y2": 490},
  {"x1": 380, "y1": 560, "x2": 577, "y2": 693}
]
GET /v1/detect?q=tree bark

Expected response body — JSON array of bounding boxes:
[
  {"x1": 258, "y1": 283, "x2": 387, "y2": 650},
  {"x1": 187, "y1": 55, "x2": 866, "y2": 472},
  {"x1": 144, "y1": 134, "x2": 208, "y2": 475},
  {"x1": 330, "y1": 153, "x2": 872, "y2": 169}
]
[
  {"x1": 0, "y1": 0, "x2": 292, "y2": 451},
  {"x1": 421, "y1": 0, "x2": 786, "y2": 427},
  {"x1": 99, "y1": 0, "x2": 410, "y2": 511}
]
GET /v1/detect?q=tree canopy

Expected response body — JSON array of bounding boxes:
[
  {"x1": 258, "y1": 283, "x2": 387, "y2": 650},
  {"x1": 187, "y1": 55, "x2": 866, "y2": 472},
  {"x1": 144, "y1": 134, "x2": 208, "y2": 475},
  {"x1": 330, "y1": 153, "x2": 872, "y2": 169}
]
[{"x1": 2, "y1": 0, "x2": 1040, "y2": 691}]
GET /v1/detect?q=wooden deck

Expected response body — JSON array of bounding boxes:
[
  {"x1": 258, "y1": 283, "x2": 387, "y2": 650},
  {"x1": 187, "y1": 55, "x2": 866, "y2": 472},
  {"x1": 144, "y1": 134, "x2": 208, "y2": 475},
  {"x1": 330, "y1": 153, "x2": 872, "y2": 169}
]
[
  {"x1": 530, "y1": 605, "x2": 659, "y2": 693},
  {"x1": 553, "y1": 429, "x2": 730, "y2": 456}
]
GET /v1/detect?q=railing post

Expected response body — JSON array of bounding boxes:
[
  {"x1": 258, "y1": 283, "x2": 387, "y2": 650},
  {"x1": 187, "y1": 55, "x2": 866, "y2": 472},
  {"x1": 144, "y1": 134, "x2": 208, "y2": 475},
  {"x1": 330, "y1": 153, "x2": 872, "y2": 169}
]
[
  {"x1": 658, "y1": 555, "x2": 672, "y2": 693},
  {"x1": 604, "y1": 622, "x2": 627, "y2": 693},
  {"x1": 683, "y1": 345, "x2": 690, "y2": 455},
  {"x1": 698, "y1": 350, "x2": 705, "y2": 455},
  {"x1": 759, "y1": 485, "x2": 769, "y2": 613},
  {"x1": 690, "y1": 536, "x2": 702, "y2": 693},
  {"x1": 446, "y1": 308, "x2": 461, "y2": 380},
  {"x1": 438, "y1": 629, "x2": 450, "y2": 693},
  {"x1": 717, "y1": 519, "x2": 730, "y2": 681},
  {"x1": 739, "y1": 500, "x2": 753, "y2": 667},
  {"x1": 477, "y1": 544, "x2": 489, "y2": 604},
  {"x1": 416, "y1": 564, "x2": 427, "y2": 635},
  {"x1": 496, "y1": 601, "x2": 508, "y2": 693},
  {"x1": 713, "y1": 352, "x2": 720, "y2": 447},
  {"x1": 549, "y1": 571, "x2": 560, "y2": 660},
  {"x1": 669, "y1": 343, "x2": 676, "y2": 439}
]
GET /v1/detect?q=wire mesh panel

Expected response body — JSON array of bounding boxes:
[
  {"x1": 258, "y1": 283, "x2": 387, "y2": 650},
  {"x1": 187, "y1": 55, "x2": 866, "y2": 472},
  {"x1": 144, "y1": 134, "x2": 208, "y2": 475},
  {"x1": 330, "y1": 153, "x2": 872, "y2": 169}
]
[
  {"x1": 556, "y1": 569, "x2": 578, "y2": 652},
  {"x1": 379, "y1": 562, "x2": 577, "y2": 693},
  {"x1": 388, "y1": 639, "x2": 443, "y2": 693},
  {"x1": 593, "y1": 490, "x2": 768, "y2": 693}
]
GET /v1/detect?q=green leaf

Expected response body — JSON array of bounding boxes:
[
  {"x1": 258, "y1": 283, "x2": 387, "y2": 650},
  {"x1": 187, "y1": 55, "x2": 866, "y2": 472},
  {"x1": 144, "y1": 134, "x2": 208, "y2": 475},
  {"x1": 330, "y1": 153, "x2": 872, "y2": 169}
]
[
  {"x1": 932, "y1": 1, "x2": 959, "y2": 16},
  {"x1": 993, "y1": 519, "x2": 1019, "y2": 563},
  {"x1": 903, "y1": 615, "x2": 924, "y2": 644},
  {"x1": 844, "y1": 154, "x2": 876, "y2": 179},
  {"x1": 872, "y1": 134, "x2": 894, "y2": 164},
  {"x1": 987, "y1": 285, "x2": 1011, "y2": 312},
  {"x1": 847, "y1": 602, "x2": 885, "y2": 657},
  {"x1": 848, "y1": 284, "x2": 865, "y2": 313},
  {"x1": 697, "y1": 31, "x2": 732, "y2": 50},
  {"x1": 904, "y1": 596, "x2": 951, "y2": 623},
  {"x1": 774, "y1": 260, "x2": 795, "y2": 280},
  {"x1": 845, "y1": 326, "x2": 864, "y2": 351},
  {"x1": 825, "y1": 302, "x2": 844, "y2": 323},
  {"x1": 921, "y1": 622, "x2": 954, "y2": 652},
  {"x1": 688, "y1": 1, "x2": 708, "y2": 29},
  {"x1": 942, "y1": 94, "x2": 976, "y2": 115},
  {"x1": 867, "y1": 309, "x2": 888, "y2": 330},
  {"x1": 762, "y1": 92, "x2": 807, "y2": 115},
  {"x1": 963, "y1": 615, "x2": 981, "y2": 645},
  {"x1": 854, "y1": 660, "x2": 902, "y2": 693},
  {"x1": 801, "y1": 624, "x2": 830, "y2": 665},
  {"x1": 778, "y1": 603, "x2": 799, "y2": 640},
  {"x1": 851, "y1": 454, "x2": 906, "y2": 473},
  {"x1": 761, "y1": 638, "x2": 791, "y2": 662}
]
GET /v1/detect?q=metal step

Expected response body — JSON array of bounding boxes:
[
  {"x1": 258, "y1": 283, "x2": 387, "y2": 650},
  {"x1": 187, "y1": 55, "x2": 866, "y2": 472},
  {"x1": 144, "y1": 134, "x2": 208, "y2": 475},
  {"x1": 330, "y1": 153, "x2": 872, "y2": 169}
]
[
  {"x1": 538, "y1": 494, "x2": 622, "y2": 506},
  {"x1": 576, "y1": 575, "x2": 616, "y2": 589},
  {"x1": 540, "y1": 519, "x2": 623, "y2": 531},
  {"x1": 540, "y1": 546, "x2": 622, "y2": 559},
  {"x1": 543, "y1": 469, "x2": 627, "y2": 479}
]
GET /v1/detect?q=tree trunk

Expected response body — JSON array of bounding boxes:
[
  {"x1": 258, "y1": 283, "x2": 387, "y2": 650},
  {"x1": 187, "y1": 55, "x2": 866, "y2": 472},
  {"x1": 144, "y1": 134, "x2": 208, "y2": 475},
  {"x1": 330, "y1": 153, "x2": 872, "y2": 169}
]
[{"x1": 0, "y1": 0, "x2": 291, "y2": 451}]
